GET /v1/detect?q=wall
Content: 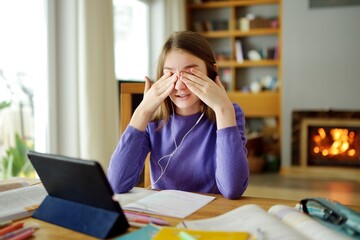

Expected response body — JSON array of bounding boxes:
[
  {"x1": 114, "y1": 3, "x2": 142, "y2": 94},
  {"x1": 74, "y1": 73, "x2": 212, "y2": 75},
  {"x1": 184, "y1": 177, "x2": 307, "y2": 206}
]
[{"x1": 282, "y1": 1, "x2": 360, "y2": 166}]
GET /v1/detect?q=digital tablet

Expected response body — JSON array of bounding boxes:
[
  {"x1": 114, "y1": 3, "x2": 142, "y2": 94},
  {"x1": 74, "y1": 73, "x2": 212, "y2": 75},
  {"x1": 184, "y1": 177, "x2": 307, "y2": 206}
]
[{"x1": 27, "y1": 151, "x2": 123, "y2": 212}]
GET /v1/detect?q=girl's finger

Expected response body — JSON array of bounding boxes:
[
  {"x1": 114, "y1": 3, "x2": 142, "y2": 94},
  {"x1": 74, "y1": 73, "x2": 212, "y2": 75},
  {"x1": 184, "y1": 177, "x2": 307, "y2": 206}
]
[
  {"x1": 190, "y1": 68, "x2": 210, "y2": 82},
  {"x1": 153, "y1": 72, "x2": 177, "y2": 94},
  {"x1": 144, "y1": 76, "x2": 152, "y2": 95},
  {"x1": 181, "y1": 72, "x2": 202, "y2": 88},
  {"x1": 214, "y1": 76, "x2": 225, "y2": 90},
  {"x1": 183, "y1": 79, "x2": 201, "y2": 95},
  {"x1": 182, "y1": 72, "x2": 212, "y2": 93}
]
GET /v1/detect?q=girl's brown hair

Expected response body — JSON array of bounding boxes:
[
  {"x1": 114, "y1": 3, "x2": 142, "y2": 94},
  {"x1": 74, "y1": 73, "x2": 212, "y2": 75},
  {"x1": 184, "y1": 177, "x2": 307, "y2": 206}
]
[{"x1": 152, "y1": 31, "x2": 217, "y2": 124}]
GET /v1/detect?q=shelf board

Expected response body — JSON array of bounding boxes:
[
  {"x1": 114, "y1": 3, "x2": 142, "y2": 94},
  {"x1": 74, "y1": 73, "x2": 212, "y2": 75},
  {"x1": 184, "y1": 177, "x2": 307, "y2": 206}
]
[
  {"x1": 234, "y1": 29, "x2": 280, "y2": 37},
  {"x1": 120, "y1": 82, "x2": 144, "y2": 94},
  {"x1": 188, "y1": 0, "x2": 279, "y2": 9},
  {"x1": 217, "y1": 59, "x2": 279, "y2": 68},
  {"x1": 227, "y1": 91, "x2": 280, "y2": 117},
  {"x1": 201, "y1": 28, "x2": 280, "y2": 38}
]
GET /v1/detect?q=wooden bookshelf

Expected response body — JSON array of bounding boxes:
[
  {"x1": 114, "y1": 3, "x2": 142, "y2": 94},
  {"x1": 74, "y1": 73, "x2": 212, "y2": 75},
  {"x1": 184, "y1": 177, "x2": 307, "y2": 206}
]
[{"x1": 186, "y1": 0, "x2": 283, "y2": 163}]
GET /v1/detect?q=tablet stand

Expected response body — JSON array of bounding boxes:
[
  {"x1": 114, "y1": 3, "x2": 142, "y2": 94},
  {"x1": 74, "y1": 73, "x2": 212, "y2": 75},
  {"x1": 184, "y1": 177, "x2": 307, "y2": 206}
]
[{"x1": 33, "y1": 195, "x2": 129, "y2": 239}]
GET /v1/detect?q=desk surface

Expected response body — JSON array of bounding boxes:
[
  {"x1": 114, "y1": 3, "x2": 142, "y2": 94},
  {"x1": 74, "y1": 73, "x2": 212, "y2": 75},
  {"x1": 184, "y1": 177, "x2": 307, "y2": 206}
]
[{"x1": 19, "y1": 194, "x2": 360, "y2": 240}]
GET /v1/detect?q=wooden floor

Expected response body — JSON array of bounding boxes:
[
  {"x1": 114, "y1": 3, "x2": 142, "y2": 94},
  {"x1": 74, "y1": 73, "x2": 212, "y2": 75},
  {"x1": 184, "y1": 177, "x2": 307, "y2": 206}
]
[{"x1": 244, "y1": 173, "x2": 360, "y2": 207}]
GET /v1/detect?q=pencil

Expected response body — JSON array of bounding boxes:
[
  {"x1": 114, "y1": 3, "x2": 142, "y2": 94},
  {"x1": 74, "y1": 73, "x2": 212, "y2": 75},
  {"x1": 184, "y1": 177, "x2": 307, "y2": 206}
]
[
  {"x1": 0, "y1": 222, "x2": 24, "y2": 236},
  {"x1": 124, "y1": 212, "x2": 169, "y2": 226},
  {"x1": 8, "y1": 228, "x2": 35, "y2": 240},
  {"x1": 0, "y1": 226, "x2": 36, "y2": 240},
  {"x1": 0, "y1": 221, "x2": 12, "y2": 229}
]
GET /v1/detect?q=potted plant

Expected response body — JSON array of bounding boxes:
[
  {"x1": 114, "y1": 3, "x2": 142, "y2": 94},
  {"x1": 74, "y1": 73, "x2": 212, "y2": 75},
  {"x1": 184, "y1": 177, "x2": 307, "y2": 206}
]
[{"x1": 0, "y1": 101, "x2": 35, "y2": 179}]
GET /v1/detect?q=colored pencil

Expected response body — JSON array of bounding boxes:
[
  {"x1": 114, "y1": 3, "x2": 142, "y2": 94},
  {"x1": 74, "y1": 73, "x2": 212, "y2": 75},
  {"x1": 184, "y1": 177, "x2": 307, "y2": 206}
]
[{"x1": 0, "y1": 222, "x2": 24, "y2": 236}]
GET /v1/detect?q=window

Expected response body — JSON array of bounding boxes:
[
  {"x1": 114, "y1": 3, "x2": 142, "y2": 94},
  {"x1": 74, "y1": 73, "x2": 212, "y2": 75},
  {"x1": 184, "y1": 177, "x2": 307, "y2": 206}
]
[
  {"x1": 0, "y1": 0, "x2": 47, "y2": 179},
  {"x1": 113, "y1": 0, "x2": 150, "y2": 81}
]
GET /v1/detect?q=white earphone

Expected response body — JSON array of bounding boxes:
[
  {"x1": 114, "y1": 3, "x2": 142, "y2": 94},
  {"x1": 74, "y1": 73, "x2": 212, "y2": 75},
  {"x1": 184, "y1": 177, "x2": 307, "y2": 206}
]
[{"x1": 148, "y1": 103, "x2": 204, "y2": 188}]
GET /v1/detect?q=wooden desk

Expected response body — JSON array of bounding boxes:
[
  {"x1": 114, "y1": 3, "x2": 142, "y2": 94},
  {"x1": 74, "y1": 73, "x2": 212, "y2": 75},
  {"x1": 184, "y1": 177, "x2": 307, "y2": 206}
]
[
  {"x1": 15, "y1": 194, "x2": 360, "y2": 240},
  {"x1": 21, "y1": 195, "x2": 294, "y2": 239},
  {"x1": 18, "y1": 194, "x2": 360, "y2": 239}
]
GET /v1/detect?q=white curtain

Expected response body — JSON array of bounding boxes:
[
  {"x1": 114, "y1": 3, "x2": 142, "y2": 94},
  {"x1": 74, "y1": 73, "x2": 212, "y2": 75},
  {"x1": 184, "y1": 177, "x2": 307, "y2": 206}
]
[
  {"x1": 77, "y1": 0, "x2": 119, "y2": 169},
  {"x1": 48, "y1": 0, "x2": 118, "y2": 170}
]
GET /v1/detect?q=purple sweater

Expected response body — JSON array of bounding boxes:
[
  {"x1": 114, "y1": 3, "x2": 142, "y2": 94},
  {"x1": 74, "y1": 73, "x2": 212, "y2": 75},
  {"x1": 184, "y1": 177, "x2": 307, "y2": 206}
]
[{"x1": 107, "y1": 103, "x2": 249, "y2": 199}]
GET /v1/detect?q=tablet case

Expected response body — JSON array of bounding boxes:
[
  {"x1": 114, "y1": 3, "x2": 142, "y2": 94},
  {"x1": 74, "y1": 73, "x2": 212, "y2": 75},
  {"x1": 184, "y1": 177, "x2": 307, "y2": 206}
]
[{"x1": 27, "y1": 151, "x2": 129, "y2": 239}]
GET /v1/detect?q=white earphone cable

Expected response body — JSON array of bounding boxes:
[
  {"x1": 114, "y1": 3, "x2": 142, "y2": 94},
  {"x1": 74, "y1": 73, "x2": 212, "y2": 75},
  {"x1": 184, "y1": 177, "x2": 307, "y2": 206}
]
[{"x1": 148, "y1": 103, "x2": 204, "y2": 188}]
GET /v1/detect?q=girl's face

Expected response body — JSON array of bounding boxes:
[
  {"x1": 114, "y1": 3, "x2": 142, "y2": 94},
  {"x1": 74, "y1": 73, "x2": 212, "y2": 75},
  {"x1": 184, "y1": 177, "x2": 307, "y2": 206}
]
[{"x1": 163, "y1": 49, "x2": 207, "y2": 116}]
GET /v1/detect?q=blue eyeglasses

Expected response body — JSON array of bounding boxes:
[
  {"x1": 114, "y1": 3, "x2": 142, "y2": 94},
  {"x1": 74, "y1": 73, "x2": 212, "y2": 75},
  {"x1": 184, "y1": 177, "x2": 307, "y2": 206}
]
[{"x1": 299, "y1": 198, "x2": 360, "y2": 238}]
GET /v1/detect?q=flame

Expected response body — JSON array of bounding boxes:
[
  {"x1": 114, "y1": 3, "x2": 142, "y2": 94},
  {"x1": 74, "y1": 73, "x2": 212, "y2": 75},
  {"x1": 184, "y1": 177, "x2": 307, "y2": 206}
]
[{"x1": 312, "y1": 128, "x2": 357, "y2": 157}]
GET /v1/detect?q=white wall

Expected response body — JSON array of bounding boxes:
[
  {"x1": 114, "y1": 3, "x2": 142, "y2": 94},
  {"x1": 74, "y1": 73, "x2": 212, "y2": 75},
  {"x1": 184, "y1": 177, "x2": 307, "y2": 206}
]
[{"x1": 282, "y1": 1, "x2": 360, "y2": 166}]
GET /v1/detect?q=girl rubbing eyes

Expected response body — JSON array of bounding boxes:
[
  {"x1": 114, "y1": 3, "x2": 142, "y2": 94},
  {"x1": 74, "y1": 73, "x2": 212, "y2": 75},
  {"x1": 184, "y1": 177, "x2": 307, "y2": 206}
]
[{"x1": 107, "y1": 31, "x2": 249, "y2": 199}]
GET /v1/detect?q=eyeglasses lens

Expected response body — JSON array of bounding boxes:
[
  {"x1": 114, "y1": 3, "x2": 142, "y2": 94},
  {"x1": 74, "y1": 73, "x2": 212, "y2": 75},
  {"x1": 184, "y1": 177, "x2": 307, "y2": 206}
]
[{"x1": 303, "y1": 200, "x2": 346, "y2": 225}]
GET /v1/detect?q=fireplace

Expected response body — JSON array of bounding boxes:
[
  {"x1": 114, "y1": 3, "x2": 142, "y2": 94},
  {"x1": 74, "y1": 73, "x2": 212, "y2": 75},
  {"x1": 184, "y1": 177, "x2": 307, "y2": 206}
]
[{"x1": 283, "y1": 110, "x2": 360, "y2": 180}]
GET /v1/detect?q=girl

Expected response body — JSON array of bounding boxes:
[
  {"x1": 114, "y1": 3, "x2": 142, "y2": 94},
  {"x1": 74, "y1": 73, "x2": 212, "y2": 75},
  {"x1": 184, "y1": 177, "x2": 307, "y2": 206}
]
[{"x1": 108, "y1": 31, "x2": 249, "y2": 199}]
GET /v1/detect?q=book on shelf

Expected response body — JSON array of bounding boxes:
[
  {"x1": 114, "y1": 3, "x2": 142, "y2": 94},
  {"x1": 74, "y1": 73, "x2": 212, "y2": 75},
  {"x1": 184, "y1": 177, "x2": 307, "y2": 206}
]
[
  {"x1": 203, "y1": 21, "x2": 213, "y2": 32},
  {"x1": 274, "y1": 40, "x2": 280, "y2": 59},
  {"x1": 178, "y1": 204, "x2": 353, "y2": 240},
  {"x1": 192, "y1": 21, "x2": 204, "y2": 32},
  {"x1": 0, "y1": 183, "x2": 47, "y2": 222},
  {"x1": 235, "y1": 39, "x2": 244, "y2": 63}
]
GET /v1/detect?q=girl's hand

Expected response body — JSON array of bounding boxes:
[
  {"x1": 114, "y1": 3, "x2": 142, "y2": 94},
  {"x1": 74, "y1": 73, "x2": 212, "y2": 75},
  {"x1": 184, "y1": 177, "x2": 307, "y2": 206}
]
[
  {"x1": 181, "y1": 68, "x2": 232, "y2": 113},
  {"x1": 129, "y1": 72, "x2": 177, "y2": 131},
  {"x1": 141, "y1": 72, "x2": 177, "y2": 114},
  {"x1": 181, "y1": 68, "x2": 236, "y2": 129}
]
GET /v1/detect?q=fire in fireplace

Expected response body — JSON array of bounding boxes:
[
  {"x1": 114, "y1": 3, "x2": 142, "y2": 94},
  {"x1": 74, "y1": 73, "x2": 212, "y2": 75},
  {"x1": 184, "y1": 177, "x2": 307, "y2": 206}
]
[{"x1": 306, "y1": 120, "x2": 360, "y2": 167}]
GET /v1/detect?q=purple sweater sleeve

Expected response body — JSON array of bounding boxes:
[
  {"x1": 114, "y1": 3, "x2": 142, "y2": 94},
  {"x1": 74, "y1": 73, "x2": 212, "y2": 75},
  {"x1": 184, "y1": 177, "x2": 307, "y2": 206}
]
[
  {"x1": 107, "y1": 125, "x2": 149, "y2": 193},
  {"x1": 215, "y1": 104, "x2": 249, "y2": 199}
]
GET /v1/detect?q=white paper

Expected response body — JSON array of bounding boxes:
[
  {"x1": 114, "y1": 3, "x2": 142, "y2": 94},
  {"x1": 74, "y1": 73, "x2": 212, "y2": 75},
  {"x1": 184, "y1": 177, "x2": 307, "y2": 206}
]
[
  {"x1": 113, "y1": 187, "x2": 157, "y2": 206},
  {"x1": 123, "y1": 189, "x2": 215, "y2": 218}
]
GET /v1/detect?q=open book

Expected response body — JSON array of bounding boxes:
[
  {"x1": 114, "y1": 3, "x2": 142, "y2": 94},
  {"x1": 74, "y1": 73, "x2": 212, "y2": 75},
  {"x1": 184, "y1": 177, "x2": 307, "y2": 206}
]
[
  {"x1": 178, "y1": 204, "x2": 352, "y2": 240},
  {"x1": 0, "y1": 184, "x2": 48, "y2": 222}
]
